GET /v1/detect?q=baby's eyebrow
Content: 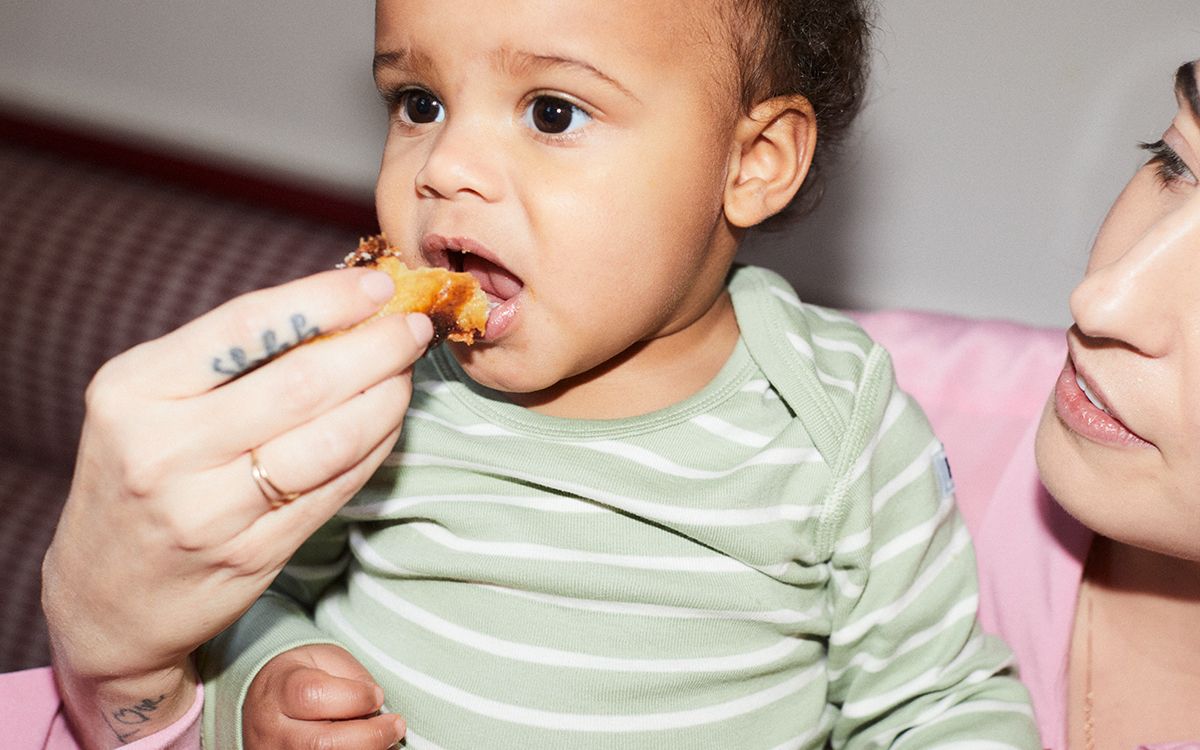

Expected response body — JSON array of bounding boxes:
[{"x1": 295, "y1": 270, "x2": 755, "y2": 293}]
[
  {"x1": 492, "y1": 48, "x2": 640, "y2": 104},
  {"x1": 373, "y1": 47, "x2": 434, "y2": 79}
]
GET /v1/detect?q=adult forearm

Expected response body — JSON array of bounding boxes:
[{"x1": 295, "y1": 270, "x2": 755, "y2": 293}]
[
  {"x1": 53, "y1": 659, "x2": 197, "y2": 750},
  {"x1": 37, "y1": 270, "x2": 430, "y2": 747}
]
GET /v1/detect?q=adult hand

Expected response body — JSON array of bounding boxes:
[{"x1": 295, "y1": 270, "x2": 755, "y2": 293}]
[
  {"x1": 41, "y1": 268, "x2": 432, "y2": 749},
  {"x1": 243, "y1": 644, "x2": 404, "y2": 750}
]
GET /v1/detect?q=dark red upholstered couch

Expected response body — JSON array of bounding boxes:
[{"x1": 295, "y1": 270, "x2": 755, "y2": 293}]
[{"x1": 0, "y1": 109, "x2": 378, "y2": 672}]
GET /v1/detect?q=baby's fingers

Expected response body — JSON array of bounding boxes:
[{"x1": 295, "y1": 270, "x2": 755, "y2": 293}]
[
  {"x1": 280, "y1": 666, "x2": 386, "y2": 721},
  {"x1": 253, "y1": 715, "x2": 405, "y2": 750}
]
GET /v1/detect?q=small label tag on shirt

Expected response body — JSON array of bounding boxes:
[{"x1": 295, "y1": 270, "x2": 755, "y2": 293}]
[{"x1": 933, "y1": 444, "x2": 955, "y2": 498}]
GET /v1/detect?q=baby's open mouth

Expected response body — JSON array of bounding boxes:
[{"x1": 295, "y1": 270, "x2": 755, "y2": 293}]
[
  {"x1": 422, "y1": 235, "x2": 525, "y2": 341},
  {"x1": 454, "y1": 251, "x2": 523, "y2": 306},
  {"x1": 423, "y1": 234, "x2": 524, "y2": 305}
]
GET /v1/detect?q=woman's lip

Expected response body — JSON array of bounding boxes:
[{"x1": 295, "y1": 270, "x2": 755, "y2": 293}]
[{"x1": 1054, "y1": 357, "x2": 1152, "y2": 448}]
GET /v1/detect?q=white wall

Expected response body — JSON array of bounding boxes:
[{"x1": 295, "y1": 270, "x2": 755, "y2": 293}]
[
  {"x1": 2, "y1": 1, "x2": 1197, "y2": 326},
  {"x1": 746, "y1": 1, "x2": 1200, "y2": 325}
]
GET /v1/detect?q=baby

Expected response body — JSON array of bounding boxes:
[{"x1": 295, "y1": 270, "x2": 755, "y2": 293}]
[{"x1": 199, "y1": 0, "x2": 1040, "y2": 747}]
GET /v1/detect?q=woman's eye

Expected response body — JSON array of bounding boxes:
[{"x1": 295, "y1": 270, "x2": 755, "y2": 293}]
[
  {"x1": 1140, "y1": 139, "x2": 1197, "y2": 186},
  {"x1": 524, "y1": 95, "x2": 592, "y2": 135},
  {"x1": 399, "y1": 89, "x2": 444, "y2": 125}
]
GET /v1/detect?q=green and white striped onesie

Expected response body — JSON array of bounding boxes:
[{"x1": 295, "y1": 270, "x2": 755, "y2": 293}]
[{"x1": 200, "y1": 266, "x2": 1038, "y2": 749}]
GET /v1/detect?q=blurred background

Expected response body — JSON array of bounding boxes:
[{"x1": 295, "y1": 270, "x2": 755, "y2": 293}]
[{"x1": 2, "y1": 0, "x2": 1198, "y2": 326}]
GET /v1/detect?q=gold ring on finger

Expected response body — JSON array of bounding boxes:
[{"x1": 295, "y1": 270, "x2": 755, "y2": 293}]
[{"x1": 249, "y1": 448, "x2": 302, "y2": 508}]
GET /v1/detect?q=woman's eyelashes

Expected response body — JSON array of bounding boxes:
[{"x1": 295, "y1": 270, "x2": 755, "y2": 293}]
[{"x1": 1140, "y1": 139, "x2": 1198, "y2": 186}]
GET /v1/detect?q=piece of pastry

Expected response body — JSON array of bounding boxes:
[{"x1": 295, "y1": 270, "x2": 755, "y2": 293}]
[{"x1": 341, "y1": 235, "x2": 488, "y2": 345}]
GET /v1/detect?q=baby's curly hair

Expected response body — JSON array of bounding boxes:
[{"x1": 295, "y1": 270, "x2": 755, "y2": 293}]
[{"x1": 724, "y1": 0, "x2": 874, "y2": 220}]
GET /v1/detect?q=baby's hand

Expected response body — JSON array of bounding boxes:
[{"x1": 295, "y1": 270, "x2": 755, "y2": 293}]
[{"x1": 243, "y1": 643, "x2": 404, "y2": 750}]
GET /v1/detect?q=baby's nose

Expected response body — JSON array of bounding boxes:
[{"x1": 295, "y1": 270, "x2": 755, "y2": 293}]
[{"x1": 415, "y1": 121, "x2": 502, "y2": 203}]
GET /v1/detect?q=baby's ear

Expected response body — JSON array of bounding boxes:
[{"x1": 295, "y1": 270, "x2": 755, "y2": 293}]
[{"x1": 723, "y1": 94, "x2": 816, "y2": 228}]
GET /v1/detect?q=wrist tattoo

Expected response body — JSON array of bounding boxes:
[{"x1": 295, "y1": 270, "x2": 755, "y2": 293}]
[
  {"x1": 212, "y1": 313, "x2": 321, "y2": 377},
  {"x1": 102, "y1": 694, "x2": 168, "y2": 744}
]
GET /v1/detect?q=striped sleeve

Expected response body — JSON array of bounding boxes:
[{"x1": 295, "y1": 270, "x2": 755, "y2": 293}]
[
  {"x1": 196, "y1": 517, "x2": 352, "y2": 749},
  {"x1": 823, "y1": 346, "x2": 1041, "y2": 749}
]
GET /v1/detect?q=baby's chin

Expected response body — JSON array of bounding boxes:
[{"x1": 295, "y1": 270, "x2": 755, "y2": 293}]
[
  {"x1": 450, "y1": 344, "x2": 634, "y2": 419},
  {"x1": 447, "y1": 342, "x2": 558, "y2": 394}
]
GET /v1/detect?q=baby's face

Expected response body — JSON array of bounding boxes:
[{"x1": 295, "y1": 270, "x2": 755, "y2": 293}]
[
  {"x1": 1035, "y1": 61, "x2": 1200, "y2": 561},
  {"x1": 373, "y1": 0, "x2": 744, "y2": 410}
]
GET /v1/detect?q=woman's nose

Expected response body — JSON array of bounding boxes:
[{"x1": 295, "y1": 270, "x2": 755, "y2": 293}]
[
  {"x1": 414, "y1": 119, "x2": 501, "y2": 203},
  {"x1": 1069, "y1": 193, "x2": 1200, "y2": 356}
]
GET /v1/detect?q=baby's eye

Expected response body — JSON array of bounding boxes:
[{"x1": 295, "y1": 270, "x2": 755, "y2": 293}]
[
  {"x1": 1140, "y1": 139, "x2": 1197, "y2": 186},
  {"x1": 398, "y1": 89, "x2": 445, "y2": 126},
  {"x1": 523, "y1": 95, "x2": 592, "y2": 135}
]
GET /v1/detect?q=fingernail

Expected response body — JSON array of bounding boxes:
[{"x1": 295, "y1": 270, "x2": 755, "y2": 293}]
[
  {"x1": 360, "y1": 270, "x2": 396, "y2": 304},
  {"x1": 394, "y1": 715, "x2": 407, "y2": 738},
  {"x1": 373, "y1": 684, "x2": 385, "y2": 707},
  {"x1": 405, "y1": 313, "x2": 433, "y2": 345}
]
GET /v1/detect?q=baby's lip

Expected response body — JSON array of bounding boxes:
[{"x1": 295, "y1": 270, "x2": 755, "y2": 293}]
[
  {"x1": 420, "y1": 234, "x2": 495, "y2": 269},
  {"x1": 419, "y1": 233, "x2": 523, "y2": 302}
]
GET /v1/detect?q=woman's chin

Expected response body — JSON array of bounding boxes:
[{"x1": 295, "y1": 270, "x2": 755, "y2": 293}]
[{"x1": 1035, "y1": 404, "x2": 1200, "y2": 561}]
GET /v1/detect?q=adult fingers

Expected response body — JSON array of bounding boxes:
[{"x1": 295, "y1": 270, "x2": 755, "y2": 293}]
[
  {"x1": 126, "y1": 268, "x2": 397, "y2": 398},
  {"x1": 167, "y1": 373, "x2": 412, "y2": 543},
  {"x1": 245, "y1": 423, "x2": 404, "y2": 556},
  {"x1": 185, "y1": 309, "x2": 431, "y2": 468}
]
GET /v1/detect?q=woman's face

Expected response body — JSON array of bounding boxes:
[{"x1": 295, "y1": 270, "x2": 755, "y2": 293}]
[{"x1": 1036, "y1": 61, "x2": 1200, "y2": 561}]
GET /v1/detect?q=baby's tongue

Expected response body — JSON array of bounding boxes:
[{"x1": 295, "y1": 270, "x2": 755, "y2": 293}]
[{"x1": 462, "y1": 253, "x2": 523, "y2": 301}]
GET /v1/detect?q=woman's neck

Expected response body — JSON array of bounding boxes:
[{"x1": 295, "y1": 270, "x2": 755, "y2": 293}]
[
  {"x1": 1085, "y1": 536, "x2": 1200, "y2": 672},
  {"x1": 1069, "y1": 537, "x2": 1200, "y2": 749}
]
